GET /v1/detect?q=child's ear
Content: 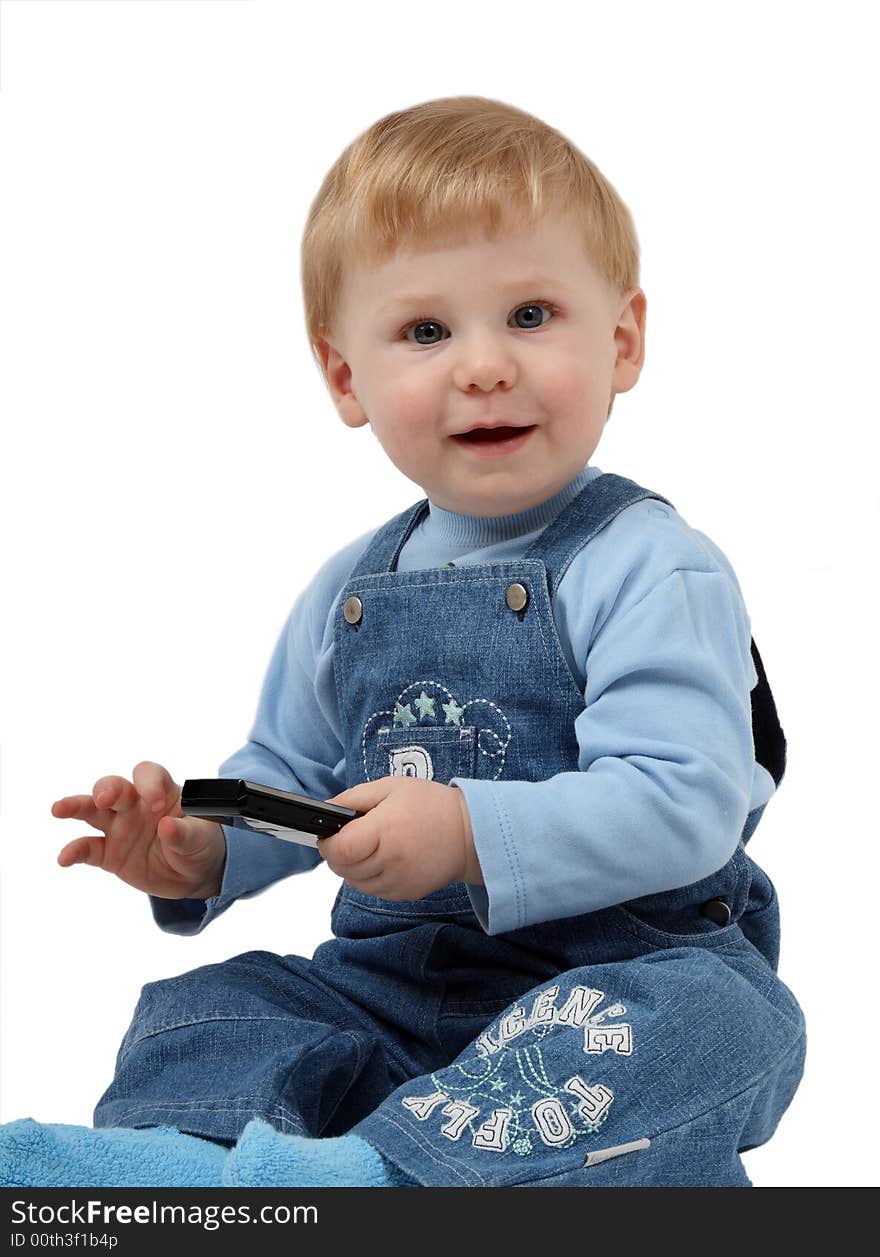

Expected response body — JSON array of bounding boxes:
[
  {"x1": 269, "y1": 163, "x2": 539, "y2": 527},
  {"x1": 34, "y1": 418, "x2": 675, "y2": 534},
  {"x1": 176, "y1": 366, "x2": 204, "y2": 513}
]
[
  {"x1": 611, "y1": 287, "x2": 646, "y2": 397},
  {"x1": 312, "y1": 336, "x2": 370, "y2": 429}
]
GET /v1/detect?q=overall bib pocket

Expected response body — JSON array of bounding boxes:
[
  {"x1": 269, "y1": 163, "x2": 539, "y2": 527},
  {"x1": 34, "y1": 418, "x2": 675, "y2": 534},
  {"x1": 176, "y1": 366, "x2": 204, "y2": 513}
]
[
  {"x1": 340, "y1": 723, "x2": 479, "y2": 920},
  {"x1": 371, "y1": 723, "x2": 477, "y2": 783}
]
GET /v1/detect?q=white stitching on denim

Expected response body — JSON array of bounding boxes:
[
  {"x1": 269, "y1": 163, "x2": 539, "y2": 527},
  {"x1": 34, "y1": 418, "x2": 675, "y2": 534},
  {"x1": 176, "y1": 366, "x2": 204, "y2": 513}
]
[
  {"x1": 341, "y1": 569, "x2": 544, "y2": 595},
  {"x1": 461, "y1": 698, "x2": 511, "y2": 778},
  {"x1": 524, "y1": 1032, "x2": 804, "y2": 1184},
  {"x1": 369, "y1": 1111, "x2": 487, "y2": 1186},
  {"x1": 516, "y1": 1045, "x2": 553, "y2": 1092},
  {"x1": 551, "y1": 495, "x2": 660, "y2": 590},
  {"x1": 345, "y1": 902, "x2": 475, "y2": 917},
  {"x1": 361, "y1": 680, "x2": 454, "y2": 780},
  {"x1": 361, "y1": 682, "x2": 512, "y2": 782},
  {"x1": 102, "y1": 1099, "x2": 307, "y2": 1134},
  {"x1": 361, "y1": 708, "x2": 396, "y2": 779},
  {"x1": 119, "y1": 1014, "x2": 306, "y2": 1059},
  {"x1": 528, "y1": 583, "x2": 578, "y2": 703},
  {"x1": 380, "y1": 1031, "x2": 806, "y2": 1187},
  {"x1": 397, "y1": 679, "x2": 454, "y2": 701}
]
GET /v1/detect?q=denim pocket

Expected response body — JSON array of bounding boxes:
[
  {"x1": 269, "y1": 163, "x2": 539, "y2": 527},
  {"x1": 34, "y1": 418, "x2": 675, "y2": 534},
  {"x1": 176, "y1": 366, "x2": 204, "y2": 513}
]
[
  {"x1": 340, "y1": 882, "x2": 476, "y2": 920},
  {"x1": 371, "y1": 723, "x2": 477, "y2": 784},
  {"x1": 610, "y1": 903, "x2": 747, "y2": 950},
  {"x1": 612, "y1": 846, "x2": 752, "y2": 951}
]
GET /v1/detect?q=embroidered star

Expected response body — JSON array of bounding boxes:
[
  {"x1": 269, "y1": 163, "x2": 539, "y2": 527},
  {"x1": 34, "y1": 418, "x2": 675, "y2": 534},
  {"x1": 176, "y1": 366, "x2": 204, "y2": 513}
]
[
  {"x1": 414, "y1": 690, "x2": 436, "y2": 720},
  {"x1": 489, "y1": 1077, "x2": 507, "y2": 1093},
  {"x1": 442, "y1": 697, "x2": 465, "y2": 726},
  {"x1": 508, "y1": 1091, "x2": 525, "y2": 1106},
  {"x1": 393, "y1": 702, "x2": 416, "y2": 728}
]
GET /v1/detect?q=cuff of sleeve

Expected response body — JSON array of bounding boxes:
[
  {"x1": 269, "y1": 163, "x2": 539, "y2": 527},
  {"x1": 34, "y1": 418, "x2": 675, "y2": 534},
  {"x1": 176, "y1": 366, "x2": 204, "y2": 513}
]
[
  {"x1": 150, "y1": 893, "x2": 216, "y2": 935},
  {"x1": 149, "y1": 825, "x2": 237, "y2": 935},
  {"x1": 465, "y1": 882, "x2": 490, "y2": 932},
  {"x1": 450, "y1": 777, "x2": 524, "y2": 935}
]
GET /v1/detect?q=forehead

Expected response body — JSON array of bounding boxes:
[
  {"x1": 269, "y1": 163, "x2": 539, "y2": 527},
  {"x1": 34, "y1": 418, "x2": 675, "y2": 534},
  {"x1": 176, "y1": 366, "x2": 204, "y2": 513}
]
[{"x1": 340, "y1": 211, "x2": 609, "y2": 315}]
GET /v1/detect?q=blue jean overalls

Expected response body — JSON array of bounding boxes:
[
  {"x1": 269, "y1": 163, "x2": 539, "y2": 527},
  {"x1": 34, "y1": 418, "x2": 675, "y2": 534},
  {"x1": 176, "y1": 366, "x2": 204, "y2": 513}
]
[{"x1": 94, "y1": 475, "x2": 806, "y2": 1186}]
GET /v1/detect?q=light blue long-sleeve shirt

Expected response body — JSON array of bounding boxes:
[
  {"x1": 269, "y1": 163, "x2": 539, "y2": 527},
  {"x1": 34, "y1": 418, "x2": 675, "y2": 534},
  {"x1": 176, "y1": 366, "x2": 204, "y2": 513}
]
[{"x1": 153, "y1": 463, "x2": 775, "y2": 937}]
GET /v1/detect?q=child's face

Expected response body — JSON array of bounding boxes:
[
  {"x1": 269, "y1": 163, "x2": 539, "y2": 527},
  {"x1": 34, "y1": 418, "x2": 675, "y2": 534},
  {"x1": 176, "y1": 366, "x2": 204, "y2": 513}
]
[{"x1": 317, "y1": 210, "x2": 645, "y2": 516}]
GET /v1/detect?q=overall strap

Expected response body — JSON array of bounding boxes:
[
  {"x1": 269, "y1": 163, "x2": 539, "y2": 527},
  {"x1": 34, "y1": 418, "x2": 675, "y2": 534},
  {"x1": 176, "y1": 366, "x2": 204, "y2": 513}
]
[
  {"x1": 521, "y1": 472, "x2": 787, "y2": 788},
  {"x1": 521, "y1": 472, "x2": 672, "y2": 598},
  {"x1": 346, "y1": 500, "x2": 431, "y2": 581}
]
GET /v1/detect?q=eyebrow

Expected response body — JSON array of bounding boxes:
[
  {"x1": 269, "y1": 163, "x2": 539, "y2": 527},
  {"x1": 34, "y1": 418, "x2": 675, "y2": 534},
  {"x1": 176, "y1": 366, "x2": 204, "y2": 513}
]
[{"x1": 378, "y1": 279, "x2": 567, "y2": 315}]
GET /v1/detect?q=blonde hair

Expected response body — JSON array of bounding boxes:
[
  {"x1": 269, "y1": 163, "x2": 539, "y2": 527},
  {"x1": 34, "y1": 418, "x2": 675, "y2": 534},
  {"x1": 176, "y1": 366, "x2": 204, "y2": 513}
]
[{"x1": 301, "y1": 96, "x2": 640, "y2": 410}]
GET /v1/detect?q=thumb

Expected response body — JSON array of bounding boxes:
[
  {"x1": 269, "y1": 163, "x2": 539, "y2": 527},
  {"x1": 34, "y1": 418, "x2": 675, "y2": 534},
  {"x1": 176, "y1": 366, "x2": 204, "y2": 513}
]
[
  {"x1": 158, "y1": 814, "x2": 214, "y2": 858},
  {"x1": 325, "y1": 779, "x2": 392, "y2": 814}
]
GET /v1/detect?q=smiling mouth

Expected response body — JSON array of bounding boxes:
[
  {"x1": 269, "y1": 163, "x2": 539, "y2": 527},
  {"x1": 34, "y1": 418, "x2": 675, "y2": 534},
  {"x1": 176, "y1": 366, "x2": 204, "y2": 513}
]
[{"x1": 454, "y1": 424, "x2": 536, "y2": 444}]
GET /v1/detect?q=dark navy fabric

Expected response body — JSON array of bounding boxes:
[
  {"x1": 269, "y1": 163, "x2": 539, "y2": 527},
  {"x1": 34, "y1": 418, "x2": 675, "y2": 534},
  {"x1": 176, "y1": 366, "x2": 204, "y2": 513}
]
[{"x1": 94, "y1": 474, "x2": 805, "y2": 1185}]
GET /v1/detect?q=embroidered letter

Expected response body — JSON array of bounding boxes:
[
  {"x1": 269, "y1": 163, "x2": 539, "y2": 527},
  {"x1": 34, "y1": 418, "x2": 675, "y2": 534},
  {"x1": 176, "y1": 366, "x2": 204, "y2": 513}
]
[
  {"x1": 472, "y1": 1109, "x2": 512, "y2": 1152},
  {"x1": 498, "y1": 1006, "x2": 528, "y2": 1045},
  {"x1": 555, "y1": 986, "x2": 604, "y2": 1027},
  {"x1": 531, "y1": 1097, "x2": 574, "y2": 1147},
  {"x1": 402, "y1": 1089, "x2": 450, "y2": 1120},
  {"x1": 475, "y1": 1029, "x2": 501, "y2": 1057},
  {"x1": 440, "y1": 1100, "x2": 481, "y2": 1141},
  {"x1": 528, "y1": 984, "x2": 560, "y2": 1028},
  {"x1": 389, "y1": 745, "x2": 434, "y2": 780},
  {"x1": 584, "y1": 1024, "x2": 633, "y2": 1056},
  {"x1": 564, "y1": 1076, "x2": 614, "y2": 1122}
]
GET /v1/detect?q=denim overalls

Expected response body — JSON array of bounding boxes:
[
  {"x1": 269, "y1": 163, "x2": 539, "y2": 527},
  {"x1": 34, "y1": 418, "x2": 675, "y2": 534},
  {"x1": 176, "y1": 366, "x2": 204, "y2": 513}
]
[{"x1": 94, "y1": 475, "x2": 806, "y2": 1187}]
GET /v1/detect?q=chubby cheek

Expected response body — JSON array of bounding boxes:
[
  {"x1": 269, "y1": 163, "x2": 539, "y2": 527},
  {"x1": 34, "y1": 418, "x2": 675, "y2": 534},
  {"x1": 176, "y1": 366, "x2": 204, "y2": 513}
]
[
  {"x1": 370, "y1": 378, "x2": 441, "y2": 458},
  {"x1": 532, "y1": 369, "x2": 610, "y2": 471},
  {"x1": 535, "y1": 356, "x2": 605, "y2": 417}
]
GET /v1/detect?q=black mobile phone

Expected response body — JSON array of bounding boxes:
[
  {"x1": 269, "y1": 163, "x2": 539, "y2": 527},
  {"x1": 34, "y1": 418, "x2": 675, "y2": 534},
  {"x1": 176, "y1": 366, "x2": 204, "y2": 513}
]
[{"x1": 180, "y1": 779, "x2": 360, "y2": 848}]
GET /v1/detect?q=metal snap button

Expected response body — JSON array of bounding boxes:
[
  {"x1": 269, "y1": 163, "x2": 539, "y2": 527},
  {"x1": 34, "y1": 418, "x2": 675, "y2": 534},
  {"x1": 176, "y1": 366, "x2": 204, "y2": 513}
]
[
  {"x1": 343, "y1": 595, "x2": 363, "y2": 626},
  {"x1": 699, "y1": 898, "x2": 731, "y2": 927},
  {"x1": 505, "y1": 583, "x2": 529, "y2": 612}
]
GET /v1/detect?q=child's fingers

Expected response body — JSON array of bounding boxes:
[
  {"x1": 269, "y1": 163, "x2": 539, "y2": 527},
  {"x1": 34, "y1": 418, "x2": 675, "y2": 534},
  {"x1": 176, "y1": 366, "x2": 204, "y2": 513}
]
[
  {"x1": 319, "y1": 820, "x2": 380, "y2": 872},
  {"x1": 325, "y1": 779, "x2": 392, "y2": 812},
  {"x1": 346, "y1": 869, "x2": 388, "y2": 895},
  {"x1": 132, "y1": 761, "x2": 180, "y2": 814},
  {"x1": 338, "y1": 851, "x2": 385, "y2": 883},
  {"x1": 51, "y1": 794, "x2": 101, "y2": 825},
  {"x1": 90, "y1": 776, "x2": 138, "y2": 813},
  {"x1": 57, "y1": 835, "x2": 106, "y2": 868}
]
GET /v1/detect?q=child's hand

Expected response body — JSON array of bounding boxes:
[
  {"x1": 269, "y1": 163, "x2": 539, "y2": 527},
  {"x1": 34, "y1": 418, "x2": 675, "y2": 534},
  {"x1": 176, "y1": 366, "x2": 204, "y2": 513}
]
[
  {"x1": 52, "y1": 761, "x2": 226, "y2": 901},
  {"x1": 318, "y1": 777, "x2": 482, "y2": 900}
]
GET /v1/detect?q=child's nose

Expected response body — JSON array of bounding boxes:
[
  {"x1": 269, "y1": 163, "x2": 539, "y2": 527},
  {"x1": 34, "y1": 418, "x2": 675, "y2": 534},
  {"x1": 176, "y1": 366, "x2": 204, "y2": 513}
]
[{"x1": 452, "y1": 334, "x2": 519, "y2": 392}]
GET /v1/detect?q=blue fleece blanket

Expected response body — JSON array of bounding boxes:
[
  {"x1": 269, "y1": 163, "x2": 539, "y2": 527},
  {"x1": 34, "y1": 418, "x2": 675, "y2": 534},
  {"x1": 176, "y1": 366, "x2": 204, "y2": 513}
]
[{"x1": 0, "y1": 1117, "x2": 407, "y2": 1187}]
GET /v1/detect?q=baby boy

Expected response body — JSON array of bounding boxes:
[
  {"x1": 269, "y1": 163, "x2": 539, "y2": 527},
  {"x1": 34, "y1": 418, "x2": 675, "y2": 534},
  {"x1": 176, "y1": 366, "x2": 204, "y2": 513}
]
[{"x1": 1, "y1": 95, "x2": 806, "y2": 1188}]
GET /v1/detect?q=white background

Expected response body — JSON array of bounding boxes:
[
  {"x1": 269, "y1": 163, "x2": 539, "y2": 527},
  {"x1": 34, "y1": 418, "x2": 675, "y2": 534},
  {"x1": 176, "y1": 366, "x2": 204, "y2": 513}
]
[{"x1": 1, "y1": 0, "x2": 877, "y2": 1188}]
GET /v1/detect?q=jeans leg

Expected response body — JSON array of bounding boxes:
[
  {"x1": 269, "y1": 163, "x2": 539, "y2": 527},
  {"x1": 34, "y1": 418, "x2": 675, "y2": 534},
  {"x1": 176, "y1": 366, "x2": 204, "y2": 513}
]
[
  {"x1": 351, "y1": 944, "x2": 806, "y2": 1187},
  {"x1": 93, "y1": 950, "x2": 408, "y2": 1143}
]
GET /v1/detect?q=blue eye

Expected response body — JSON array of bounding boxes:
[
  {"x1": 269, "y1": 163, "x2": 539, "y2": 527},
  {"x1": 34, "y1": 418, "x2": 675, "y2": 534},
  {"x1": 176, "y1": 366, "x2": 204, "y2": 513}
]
[
  {"x1": 405, "y1": 319, "x2": 447, "y2": 346},
  {"x1": 511, "y1": 303, "x2": 553, "y2": 329},
  {"x1": 401, "y1": 300, "x2": 557, "y2": 345}
]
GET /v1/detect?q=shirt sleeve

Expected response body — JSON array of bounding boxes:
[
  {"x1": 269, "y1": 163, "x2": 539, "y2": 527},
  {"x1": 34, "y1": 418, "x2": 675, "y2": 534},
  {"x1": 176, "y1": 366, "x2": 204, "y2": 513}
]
[
  {"x1": 150, "y1": 535, "x2": 371, "y2": 936},
  {"x1": 451, "y1": 513, "x2": 758, "y2": 936}
]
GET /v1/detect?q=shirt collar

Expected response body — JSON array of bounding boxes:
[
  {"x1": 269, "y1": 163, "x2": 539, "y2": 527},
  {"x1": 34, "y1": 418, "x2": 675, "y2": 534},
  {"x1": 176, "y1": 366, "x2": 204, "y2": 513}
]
[{"x1": 423, "y1": 463, "x2": 603, "y2": 547}]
